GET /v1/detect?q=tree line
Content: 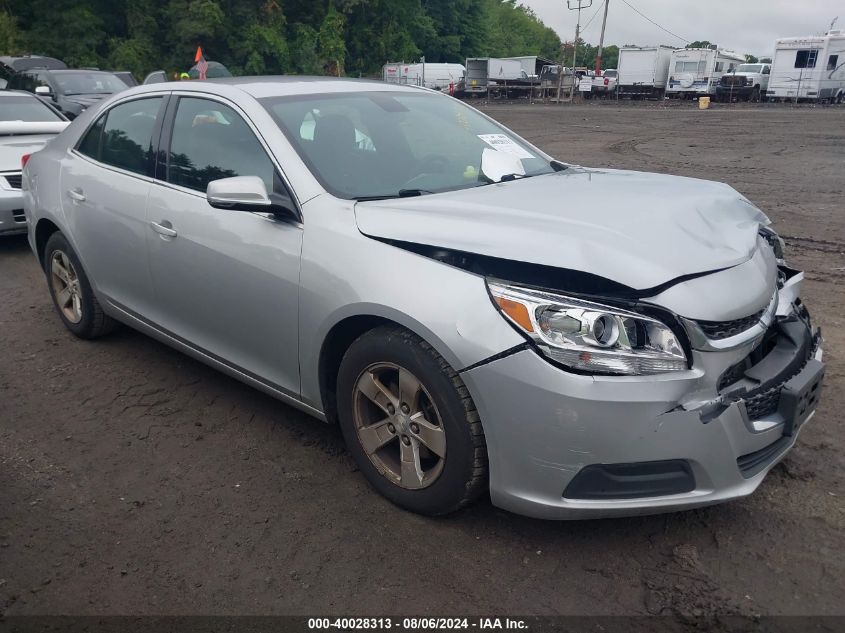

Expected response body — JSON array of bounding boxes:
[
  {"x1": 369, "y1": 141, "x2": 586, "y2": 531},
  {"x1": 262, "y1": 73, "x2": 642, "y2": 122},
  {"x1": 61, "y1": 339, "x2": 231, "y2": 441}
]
[{"x1": 0, "y1": 0, "x2": 566, "y2": 79}]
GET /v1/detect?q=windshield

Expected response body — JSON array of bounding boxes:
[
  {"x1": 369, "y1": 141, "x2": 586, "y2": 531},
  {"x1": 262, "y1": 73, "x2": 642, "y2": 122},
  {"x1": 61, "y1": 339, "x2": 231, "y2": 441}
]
[
  {"x1": 735, "y1": 64, "x2": 763, "y2": 73},
  {"x1": 261, "y1": 91, "x2": 555, "y2": 199},
  {"x1": 53, "y1": 72, "x2": 126, "y2": 95},
  {"x1": 0, "y1": 95, "x2": 63, "y2": 122}
]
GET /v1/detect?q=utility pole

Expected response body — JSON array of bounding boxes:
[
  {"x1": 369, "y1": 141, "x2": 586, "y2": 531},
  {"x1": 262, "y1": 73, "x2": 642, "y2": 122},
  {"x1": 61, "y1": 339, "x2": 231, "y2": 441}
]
[
  {"x1": 567, "y1": 0, "x2": 592, "y2": 100},
  {"x1": 595, "y1": 0, "x2": 610, "y2": 75}
]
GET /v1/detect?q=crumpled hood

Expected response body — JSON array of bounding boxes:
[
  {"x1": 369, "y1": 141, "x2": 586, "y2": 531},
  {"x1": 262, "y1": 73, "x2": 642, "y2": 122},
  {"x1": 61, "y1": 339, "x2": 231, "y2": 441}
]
[
  {"x1": 0, "y1": 134, "x2": 58, "y2": 171},
  {"x1": 354, "y1": 168, "x2": 768, "y2": 291}
]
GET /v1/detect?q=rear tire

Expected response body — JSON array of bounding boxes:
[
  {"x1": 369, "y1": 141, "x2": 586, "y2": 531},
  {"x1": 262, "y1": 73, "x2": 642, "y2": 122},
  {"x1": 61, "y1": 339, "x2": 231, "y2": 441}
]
[
  {"x1": 43, "y1": 232, "x2": 116, "y2": 339},
  {"x1": 336, "y1": 326, "x2": 488, "y2": 516}
]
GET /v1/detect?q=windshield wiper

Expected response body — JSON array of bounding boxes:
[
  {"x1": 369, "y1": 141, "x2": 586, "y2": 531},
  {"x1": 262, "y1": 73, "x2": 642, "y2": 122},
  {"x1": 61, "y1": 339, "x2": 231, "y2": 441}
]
[{"x1": 353, "y1": 189, "x2": 433, "y2": 202}]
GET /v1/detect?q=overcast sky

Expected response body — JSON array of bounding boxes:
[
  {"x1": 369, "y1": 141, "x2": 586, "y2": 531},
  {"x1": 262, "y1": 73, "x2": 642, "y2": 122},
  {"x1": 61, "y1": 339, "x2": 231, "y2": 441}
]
[{"x1": 520, "y1": 0, "x2": 841, "y2": 57}]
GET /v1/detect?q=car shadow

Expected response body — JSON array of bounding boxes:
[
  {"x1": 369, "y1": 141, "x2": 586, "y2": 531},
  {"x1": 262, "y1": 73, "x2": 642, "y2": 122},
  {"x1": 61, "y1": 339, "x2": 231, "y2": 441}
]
[{"x1": 0, "y1": 234, "x2": 30, "y2": 254}]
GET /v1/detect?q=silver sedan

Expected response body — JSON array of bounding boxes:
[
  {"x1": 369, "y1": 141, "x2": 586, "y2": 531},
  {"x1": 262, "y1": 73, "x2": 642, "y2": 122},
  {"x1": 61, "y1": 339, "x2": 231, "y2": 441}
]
[
  {"x1": 23, "y1": 78, "x2": 824, "y2": 518},
  {"x1": 0, "y1": 90, "x2": 67, "y2": 236}
]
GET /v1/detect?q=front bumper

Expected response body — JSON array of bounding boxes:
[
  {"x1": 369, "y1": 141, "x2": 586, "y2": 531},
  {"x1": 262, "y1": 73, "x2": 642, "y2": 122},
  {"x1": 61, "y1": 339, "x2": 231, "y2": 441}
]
[
  {"x1": 715, "y1": 85, "x2": 755, "y2": 100},
  {"x1": 462, "y1": 291, "x2": 824, "y2": 520},
  {"x1": 0, "y1": 181, "x2": 27, "y2": 236}
]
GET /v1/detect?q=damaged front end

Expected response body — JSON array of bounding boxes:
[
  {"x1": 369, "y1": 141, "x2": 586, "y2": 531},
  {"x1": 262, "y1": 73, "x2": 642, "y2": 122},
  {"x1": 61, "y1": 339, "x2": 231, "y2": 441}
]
[{"x1": 447, "y1": 228, "x2": 825, "y2": 519}]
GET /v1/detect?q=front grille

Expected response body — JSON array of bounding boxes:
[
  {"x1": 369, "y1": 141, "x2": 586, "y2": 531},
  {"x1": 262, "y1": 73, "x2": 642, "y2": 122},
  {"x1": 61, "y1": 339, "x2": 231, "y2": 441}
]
[
  {"x1": 720, "y1": 76, "x2": 747, "y2": 87},
  {"x1": 743, "y1": 384, "x2": 783, "y2": 419},
  {"x1": 696, "y1": 310, "x2": 764, "y2": 340},
  {"x1": 726, "y1": 329, "x2": 818, "y2": 421},
  {"x1": 4, "y1": 173, "x2": 22, "y2": 189},
  {"x1": 12, "y1": 209, "x2": 25, "y2": 223}
]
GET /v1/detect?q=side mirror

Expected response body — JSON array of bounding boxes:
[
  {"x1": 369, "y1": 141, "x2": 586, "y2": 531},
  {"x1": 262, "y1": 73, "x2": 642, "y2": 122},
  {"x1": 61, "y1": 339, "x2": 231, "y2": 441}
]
[
  {"x1": 35, "y1": 85, "x2": 53, "y2": 96},
  {"x1": 207, "y1": 176, "x2": 272, "y2": 212}
]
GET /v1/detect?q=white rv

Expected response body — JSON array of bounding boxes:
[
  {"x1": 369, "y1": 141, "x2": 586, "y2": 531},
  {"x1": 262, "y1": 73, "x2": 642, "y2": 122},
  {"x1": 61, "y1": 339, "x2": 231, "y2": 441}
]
[
  {"x1": 767, "y1": 31, "x2": 845, "y2": 103},
  {"x1": 666, "y1": 48, "x2": 745, "y2": 97},
  {"x1": 382, "y1": 62, "x2": 465, "y2": 91},
  {"x1": 617, "y1": 45, "x2": 674, "y2": 98}
]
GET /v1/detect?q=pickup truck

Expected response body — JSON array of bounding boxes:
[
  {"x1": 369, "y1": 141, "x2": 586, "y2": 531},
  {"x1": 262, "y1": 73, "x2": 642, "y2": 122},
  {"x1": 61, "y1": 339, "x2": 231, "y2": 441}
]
[
  {"x1": 715, "y1": 63, "x2": 771, "y2": 102},
  {"x1": 592, "y1": 69, "x2": 618, "y2": 96}
]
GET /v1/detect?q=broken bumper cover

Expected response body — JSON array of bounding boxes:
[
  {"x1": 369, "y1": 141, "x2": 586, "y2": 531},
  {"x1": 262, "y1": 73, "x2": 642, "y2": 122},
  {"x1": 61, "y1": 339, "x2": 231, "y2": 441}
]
[{"x1": 461, "y1": 307, "x2": 824, "y2": 520}]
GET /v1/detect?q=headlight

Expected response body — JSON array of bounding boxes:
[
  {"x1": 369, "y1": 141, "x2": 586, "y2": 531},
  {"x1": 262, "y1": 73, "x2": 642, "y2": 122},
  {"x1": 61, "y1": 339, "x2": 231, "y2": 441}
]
[
  {"x1": 488, "y1": 281, "x2": 688, "y2": 376},
  {"x1": 759, "y1": 226, "x2": 785, "y2": 262}
]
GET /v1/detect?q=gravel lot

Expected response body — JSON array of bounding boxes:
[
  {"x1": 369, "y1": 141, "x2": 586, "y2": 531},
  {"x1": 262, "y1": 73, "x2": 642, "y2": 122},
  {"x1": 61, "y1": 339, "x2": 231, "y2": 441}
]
[{"x1": 1, "y1": 101, "x2": 843, "y2": 618}]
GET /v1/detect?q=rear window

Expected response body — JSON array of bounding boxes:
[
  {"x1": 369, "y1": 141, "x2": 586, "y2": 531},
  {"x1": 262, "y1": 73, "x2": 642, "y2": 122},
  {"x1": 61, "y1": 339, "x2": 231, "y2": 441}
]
[
  {"x1": 0, "y1": 95, "x2": 63, "y2": 122},
  {"x1": 675, "y1": 61, "x2": 706, "y2": 74}
]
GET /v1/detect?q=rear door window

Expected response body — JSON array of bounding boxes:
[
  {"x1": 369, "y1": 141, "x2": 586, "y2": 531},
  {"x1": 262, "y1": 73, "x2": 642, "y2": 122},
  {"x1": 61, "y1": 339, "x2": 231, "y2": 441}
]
[{"x1": 79, "y1": 97, "x2": 163, "y2": 175}]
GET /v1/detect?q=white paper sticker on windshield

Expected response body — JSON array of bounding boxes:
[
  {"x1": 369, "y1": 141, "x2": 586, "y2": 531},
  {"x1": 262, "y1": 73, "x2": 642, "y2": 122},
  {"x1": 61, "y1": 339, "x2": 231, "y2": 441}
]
[{"x1": 477, "y1": 134, "x2": 534, "y2": 159}]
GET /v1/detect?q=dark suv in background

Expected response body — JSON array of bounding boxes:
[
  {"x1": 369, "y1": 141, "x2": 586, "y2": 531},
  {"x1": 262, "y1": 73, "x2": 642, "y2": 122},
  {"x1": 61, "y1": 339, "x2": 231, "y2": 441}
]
[
  {"x1": 7, "y1": 68, "x2": 128, "y2": 119},
  {"x1": 0, "y1": 55, "x2": 66, "y2": 89}
]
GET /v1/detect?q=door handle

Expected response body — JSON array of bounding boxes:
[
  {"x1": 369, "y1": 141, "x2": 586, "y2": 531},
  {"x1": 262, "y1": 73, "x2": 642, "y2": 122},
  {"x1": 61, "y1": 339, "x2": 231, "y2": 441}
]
[
  {"x1": 67, "y1": 188, "x2": 86, "y2": 202},
  {"x1": 150, "y1": 221, "x2": 177, "y2": 238}
]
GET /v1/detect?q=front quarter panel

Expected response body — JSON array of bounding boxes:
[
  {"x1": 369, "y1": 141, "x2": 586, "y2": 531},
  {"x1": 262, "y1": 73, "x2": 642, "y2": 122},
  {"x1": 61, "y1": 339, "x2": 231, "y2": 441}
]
[{"x1": 297, "y1": 195, "x2": 525, "y2": 411}]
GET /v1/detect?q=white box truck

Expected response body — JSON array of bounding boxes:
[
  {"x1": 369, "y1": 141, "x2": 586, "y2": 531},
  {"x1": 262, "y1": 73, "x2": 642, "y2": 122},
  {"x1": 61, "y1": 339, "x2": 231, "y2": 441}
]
[
  {"x1": 767, "y1": 30, "x2": 845, "y2": 103},
  {"x1": 617, "y1": 45, "x2": 674, "y2": 98},
  {"x1": 666, "y1": 48, "x2": 745, "y2": 98}
]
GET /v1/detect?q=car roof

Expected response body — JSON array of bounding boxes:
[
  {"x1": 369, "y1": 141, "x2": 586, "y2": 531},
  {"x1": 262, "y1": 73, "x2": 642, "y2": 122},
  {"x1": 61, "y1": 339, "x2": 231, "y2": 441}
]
[
  {"x1": 44, "y1": 69, "x2": 118, "y2": 75},
  {"x1": 125, "y1": 75, "x2": 424, "y2": 100},
  {"x1": 0, "y1": 55, "x2": 66, "y2": 71},
  {"x1": 0, "y1": 89, "x2": 43, "y2": 98}
]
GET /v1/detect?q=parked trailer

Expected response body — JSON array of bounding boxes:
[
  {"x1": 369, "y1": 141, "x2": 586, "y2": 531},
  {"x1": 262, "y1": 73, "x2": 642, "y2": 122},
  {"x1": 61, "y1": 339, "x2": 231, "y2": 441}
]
[
  {"x1": 382, "y1": 62, "x2": 466, "y2": 91},
  {"x1": 464, "y1": 57, "x2": 529, "y2": 96},
  {"x1": 667, "y1": 48, "x2": 745, "y2": 98},
  {"x1": 617, "y1": 45, "x2": 674, "y2": 98},
  {"x1": 539, "y1": 65, "x2": 576, "y2": 100},
  {"x1": 501, "y1": 56, "x2": 554, "y2": 80},
  {"x1": 767, "y1": 30, "x2": 845, "y2": 103}
]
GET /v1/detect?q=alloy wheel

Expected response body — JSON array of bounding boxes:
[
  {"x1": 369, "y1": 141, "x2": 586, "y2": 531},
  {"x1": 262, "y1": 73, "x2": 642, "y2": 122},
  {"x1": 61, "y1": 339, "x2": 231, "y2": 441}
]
[
  {"x1": 50, "y1": 250, "x2": 83, "y2": 324},
  {"x1": 352, "y1": 362, "x2": 447, "y2": 490}
]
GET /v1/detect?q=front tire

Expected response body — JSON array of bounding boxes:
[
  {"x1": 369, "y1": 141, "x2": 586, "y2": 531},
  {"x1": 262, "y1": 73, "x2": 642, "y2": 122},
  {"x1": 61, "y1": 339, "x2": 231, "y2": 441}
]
[
  {"x1": 44, "y1": 232, "x2": 115, "y2": 339},
  {"x1": 336, "y1": 326, "x2": 488, "y2": 516}
]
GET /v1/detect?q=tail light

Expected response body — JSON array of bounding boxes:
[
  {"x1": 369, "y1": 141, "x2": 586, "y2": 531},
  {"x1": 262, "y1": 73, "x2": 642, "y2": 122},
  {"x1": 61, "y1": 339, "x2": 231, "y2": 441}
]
[
  {"x1": 21, "y1": 154, "x2": 31, "y2": 169},
  {"x1": 604, "y1": 78, "x2": 609, "y2": 86}
]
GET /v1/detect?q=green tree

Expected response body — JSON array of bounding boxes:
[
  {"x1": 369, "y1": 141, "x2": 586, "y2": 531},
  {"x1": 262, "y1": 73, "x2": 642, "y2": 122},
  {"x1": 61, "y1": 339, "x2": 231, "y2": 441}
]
[
  {"x1": 0, "y1": 11, "x2": 20, "y2": 54},
  {"x1": 317, "y1": 4, "x2": 345, "y2": 76},
  {"x1": 1, "y1": 0, "x2": 567, "y2": 79}
]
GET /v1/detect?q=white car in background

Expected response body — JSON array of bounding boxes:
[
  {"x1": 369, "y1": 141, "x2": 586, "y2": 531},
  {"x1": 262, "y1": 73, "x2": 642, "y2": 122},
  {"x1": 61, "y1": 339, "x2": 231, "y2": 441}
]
[
  {"x1": 0, "y1": 91, "x2": 68, "y2": 236},
  {"x1": 592, "y1": 69, "x2": 618, "y2": 96}
]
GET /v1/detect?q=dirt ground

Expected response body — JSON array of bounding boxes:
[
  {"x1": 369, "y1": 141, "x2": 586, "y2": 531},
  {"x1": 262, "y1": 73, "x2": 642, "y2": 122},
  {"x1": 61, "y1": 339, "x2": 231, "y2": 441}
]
[{"x1": 1, "y1": 101, "x2": 843, "y2": 618}]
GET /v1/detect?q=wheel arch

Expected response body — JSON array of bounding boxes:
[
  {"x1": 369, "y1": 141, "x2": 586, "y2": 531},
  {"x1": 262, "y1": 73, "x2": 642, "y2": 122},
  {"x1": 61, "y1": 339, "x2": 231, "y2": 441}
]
[
  {"x1": 316, "y1": 310, "x2": 469, "y2": 425},
  {"x1": 35, "y1": 218, "x2": 62, "y2": 270}
]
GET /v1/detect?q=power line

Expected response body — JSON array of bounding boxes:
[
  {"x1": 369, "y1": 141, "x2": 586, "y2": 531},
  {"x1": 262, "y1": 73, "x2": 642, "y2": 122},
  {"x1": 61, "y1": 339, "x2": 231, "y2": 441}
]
[
  {"x1": 580, "y1": 0, "x2": 607, "y2": 34},
  {"x1": 617, "y1": 0, "x2": 689, "y2": 44}
]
